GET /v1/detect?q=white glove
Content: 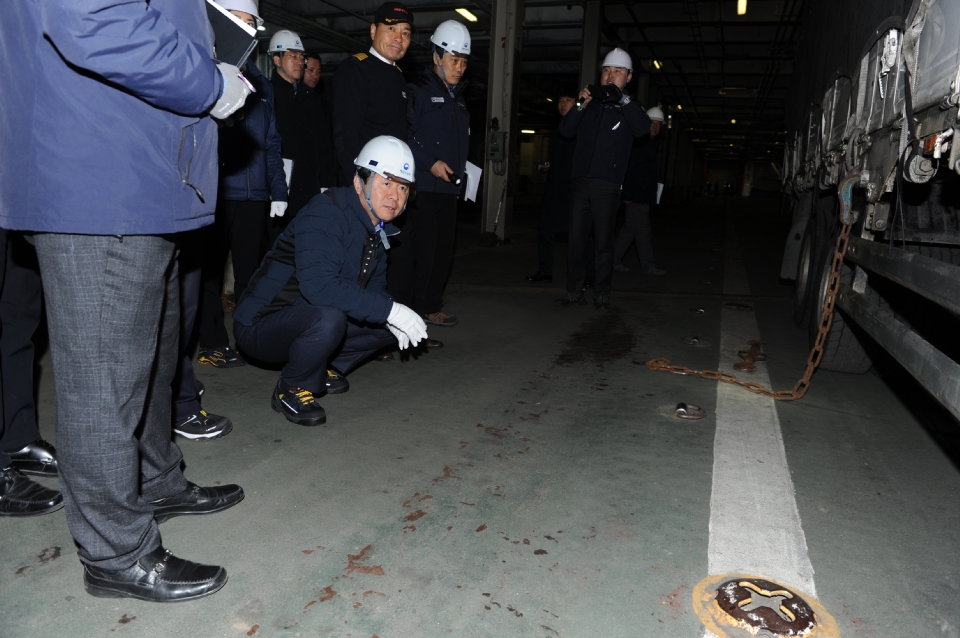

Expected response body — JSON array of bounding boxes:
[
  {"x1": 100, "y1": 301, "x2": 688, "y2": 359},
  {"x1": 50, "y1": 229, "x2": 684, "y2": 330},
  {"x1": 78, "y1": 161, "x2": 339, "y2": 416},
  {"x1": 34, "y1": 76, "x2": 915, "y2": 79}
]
[
  {"x1": 386, "y1": 323, "x2": 409, "y2": 350},
  {"x1": 386, "y1": 303, "x2": 428, "y2": 349},
  {"x1": 212, "y1": 63, "x2": 252, "y2": 120},
  {"x1": 270, "y1": 201, "x2": 288, "y2": 218}
]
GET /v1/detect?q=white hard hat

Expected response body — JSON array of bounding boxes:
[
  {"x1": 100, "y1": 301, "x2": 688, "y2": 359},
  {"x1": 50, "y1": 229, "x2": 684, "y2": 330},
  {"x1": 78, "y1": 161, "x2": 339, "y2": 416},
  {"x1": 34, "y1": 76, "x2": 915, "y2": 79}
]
[
  {"x1": 354, "y1": 136, "x2": 416, "y2": 184},
  {"x1": 430, "y1": 20, "x2": 471, "y2": 56},
  {"x1": 601, "y1": 47, "x2": 633, "y2": 72},
  {"x1": 215, "y1": 0, "x2": 263, "y2": 28},
  {"x1": 646, "y1": 106, "x2": 665, "y2": 122},
  {"x1": 269, "y1": 30, "x2": 304, "y2": 54}
]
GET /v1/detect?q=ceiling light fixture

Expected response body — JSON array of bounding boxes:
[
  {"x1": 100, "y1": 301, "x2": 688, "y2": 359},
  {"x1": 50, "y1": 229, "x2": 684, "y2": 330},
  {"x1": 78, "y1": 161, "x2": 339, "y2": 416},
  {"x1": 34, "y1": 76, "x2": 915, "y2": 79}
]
[
  {"x1": 653, "y1": 60, "x2": 662, "y2": 70},
  {"x1": 731, "y1": 118, "x2": 737, "y2": 124},
  {"x1": 456, "y1": 8, "x2": 479, "y2": 22},
  {"x1": 737, "y1": 0, "x2": 747, "y2": 15},
  {"x1": 546, "y1": 98, "x2": 553, "y2": 102},
  {"x1": 676, "y1": 104, "x2": 682, "y2": 110},
  {"x1": 521, "y1": 129, "x2": 536, "y2": 134}
]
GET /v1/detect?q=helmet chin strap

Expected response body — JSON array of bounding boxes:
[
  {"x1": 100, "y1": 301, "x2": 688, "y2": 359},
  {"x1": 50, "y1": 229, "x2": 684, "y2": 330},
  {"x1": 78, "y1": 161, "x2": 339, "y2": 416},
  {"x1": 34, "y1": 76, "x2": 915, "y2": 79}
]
[{"x1": 359, "y1": 172, "x2": 408, "y2": 248}]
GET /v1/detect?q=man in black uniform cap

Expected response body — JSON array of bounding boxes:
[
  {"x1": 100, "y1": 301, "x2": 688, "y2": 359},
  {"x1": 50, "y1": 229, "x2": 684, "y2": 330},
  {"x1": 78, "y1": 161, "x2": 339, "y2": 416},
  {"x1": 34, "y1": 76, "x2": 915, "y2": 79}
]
[{"x1": 332, "y1": 1, "x2": 412, "y2": 186}]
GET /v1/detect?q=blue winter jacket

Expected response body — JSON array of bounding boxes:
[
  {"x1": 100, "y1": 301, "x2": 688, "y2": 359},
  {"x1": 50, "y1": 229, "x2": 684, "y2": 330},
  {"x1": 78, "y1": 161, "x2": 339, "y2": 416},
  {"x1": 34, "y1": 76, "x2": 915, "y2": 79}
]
[
  {"x1": 406, "y1": 67, "x2": 470, "y2": 195},
  {"x1": 218, "y1": 60, "x2": 287, "y2": 203},
  {"x1": 234, "y1": 187, "x2": 398, "y2": 327},
  {"x1": 0, "y1": 0, "x2": 223, "y2": 235}
]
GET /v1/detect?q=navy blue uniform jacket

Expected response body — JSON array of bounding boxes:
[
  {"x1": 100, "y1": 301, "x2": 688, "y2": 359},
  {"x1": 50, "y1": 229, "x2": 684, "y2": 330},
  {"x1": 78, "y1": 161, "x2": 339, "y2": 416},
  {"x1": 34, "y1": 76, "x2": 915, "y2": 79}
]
[
  {"x1": 235, "y1": 187, "x2": 397, "y2": 327},
  {"x1": 406, "y1": 66, "x2": 470, "y2": 195},
  {"x1": 0, "y1": 0, "x2": 222, "y2": 234},
  {"x1": 622, "y1": 135, "x2": 661, "y2": 204},
  {"x1": 559, "y1": 97, "x2": 651, "y2": 185},
  {"x1": 333, "y1": 52, "x2": 408, "y2": 184},
  {"x1": 218, "y1": 60, "x2": 287, "y2": 203}
]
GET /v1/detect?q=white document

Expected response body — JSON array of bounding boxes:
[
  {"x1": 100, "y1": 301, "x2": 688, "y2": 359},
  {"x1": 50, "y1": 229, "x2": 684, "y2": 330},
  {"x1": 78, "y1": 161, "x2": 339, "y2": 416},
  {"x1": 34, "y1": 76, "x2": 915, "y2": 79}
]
[
  {"x1": 282, "y1": 158, "x2": 294, "y2": 194},
  {"x1": 656, "y1": 182, "x2": 664, "y2": 204},
  {"x1": 464, "y1": 161, "x2": 482, "y2": 202}
]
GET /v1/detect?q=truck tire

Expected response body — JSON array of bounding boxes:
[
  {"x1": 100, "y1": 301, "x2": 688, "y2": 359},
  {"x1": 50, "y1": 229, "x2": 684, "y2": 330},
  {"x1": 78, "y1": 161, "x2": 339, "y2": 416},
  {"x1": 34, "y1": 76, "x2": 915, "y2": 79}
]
[
  {"x1": 792, "y1": 220, "x2": 817, "y2": 326},
  {"x1": 808, "y1": 247, "x2": 873, "y2": 374}
]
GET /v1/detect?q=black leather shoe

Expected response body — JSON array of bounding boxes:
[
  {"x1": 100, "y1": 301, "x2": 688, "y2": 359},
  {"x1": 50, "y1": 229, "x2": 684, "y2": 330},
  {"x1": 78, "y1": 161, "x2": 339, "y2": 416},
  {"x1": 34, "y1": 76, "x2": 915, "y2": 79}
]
[
  {"x1": 426, "y1": 338, "x2": 444, "y2": 348},
  {"x1": 525, "y1": 271, "x2": 551, "y2": 282},
  {"x1": 594, "y1": 294, "x2": 611, "y2": 310},
  {"x1": 9, "y1": 438, "x2": 58, "y2": 477},
  {"x1": 150, "y1": 482, "x2": 244, "y2": 524},
  {"x1": 83, "y1": 546, "x2": 227, "y2": 602},
  {"x1": 556, "y1": 292, "x2": 586, "y2": 307},
  {"x1": 0, "y1": 466, "x2": 63, "y2": 517}
]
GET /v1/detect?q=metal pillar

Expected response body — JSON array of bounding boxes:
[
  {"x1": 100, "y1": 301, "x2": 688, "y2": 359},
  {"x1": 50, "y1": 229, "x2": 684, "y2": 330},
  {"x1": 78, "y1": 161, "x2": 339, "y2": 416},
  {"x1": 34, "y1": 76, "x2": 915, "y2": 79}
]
[
  {"x1": 481, "y1": 0, "x2": 524, "y2": 240},
  {"x1": 579, "y1": 0, "x2": 602, "y2": 89}
]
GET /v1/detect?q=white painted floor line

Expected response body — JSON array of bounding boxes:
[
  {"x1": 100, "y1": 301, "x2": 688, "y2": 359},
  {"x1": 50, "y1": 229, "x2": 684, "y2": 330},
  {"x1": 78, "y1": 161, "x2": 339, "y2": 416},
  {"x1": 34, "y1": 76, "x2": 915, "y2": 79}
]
[{"x1": 702, "y1": 224, "x2": 816, "y2": 637}]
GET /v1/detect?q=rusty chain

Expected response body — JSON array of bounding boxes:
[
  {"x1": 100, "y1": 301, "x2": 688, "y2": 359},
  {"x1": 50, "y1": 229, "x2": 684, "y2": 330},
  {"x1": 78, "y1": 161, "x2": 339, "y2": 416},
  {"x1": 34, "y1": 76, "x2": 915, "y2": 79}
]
[{"x1": 646, "y1": 221, "x2": 854, "y2": 401}]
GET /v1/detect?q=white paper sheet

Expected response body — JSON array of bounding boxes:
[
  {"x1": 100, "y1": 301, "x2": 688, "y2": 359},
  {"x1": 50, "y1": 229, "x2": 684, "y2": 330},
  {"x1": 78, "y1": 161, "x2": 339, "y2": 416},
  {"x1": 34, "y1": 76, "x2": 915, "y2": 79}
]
[
  {"x1": 464, "y1": 161, "x2": 482, "y2": 202},
  {"x1": 283, "y1": 158, "x2": 294, "y2": 194}
]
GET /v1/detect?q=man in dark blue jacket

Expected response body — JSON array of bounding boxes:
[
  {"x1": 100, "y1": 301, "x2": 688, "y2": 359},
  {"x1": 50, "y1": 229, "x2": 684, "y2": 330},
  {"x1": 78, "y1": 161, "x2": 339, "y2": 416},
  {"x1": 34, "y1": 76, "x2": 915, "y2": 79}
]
[
  {"x1": 194, "y1": 1, "x2": 288, "y2": 377},
  {"x1": 390, "y1": 20, "x2": 472, "y2": 331},
  {"x1": 234, "y1": 137, "x2": 428, "y2": 427},
  {"x1": 0, "y1": 0, "x2": 249, "y2": 602},
  {"x1": 614, "y1": 107, "x2": 666, "y2": 276},
  {"x1": 557, "y1": 48, "x2": 651, "y2": 309},
  {"x1": 527, "y1": 89, "x2": 579, "y2": 283}
]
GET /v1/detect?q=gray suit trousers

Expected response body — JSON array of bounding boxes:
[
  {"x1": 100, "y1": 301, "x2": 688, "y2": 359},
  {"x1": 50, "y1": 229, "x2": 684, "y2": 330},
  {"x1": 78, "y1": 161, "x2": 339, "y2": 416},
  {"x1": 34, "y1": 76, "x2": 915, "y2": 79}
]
[{"x1": 34, "y1": 234, "x2": 188, "y2": 571}]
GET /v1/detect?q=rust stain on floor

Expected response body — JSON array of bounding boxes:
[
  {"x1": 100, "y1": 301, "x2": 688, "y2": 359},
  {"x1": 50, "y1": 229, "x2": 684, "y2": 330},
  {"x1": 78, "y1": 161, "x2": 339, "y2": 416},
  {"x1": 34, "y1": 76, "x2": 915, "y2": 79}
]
[
  {"x1": 432, "y1": 466, "x2": 463, "y2": 484},
  {"x1": 318, "y1": 586, "x2": 337, "y2": 601},
  {"x1": 346, "y1": 546, "x2": 385, "y2": 576},
  {"x1": 404, "y1": 509, "x2": 427, "y2": 522}
]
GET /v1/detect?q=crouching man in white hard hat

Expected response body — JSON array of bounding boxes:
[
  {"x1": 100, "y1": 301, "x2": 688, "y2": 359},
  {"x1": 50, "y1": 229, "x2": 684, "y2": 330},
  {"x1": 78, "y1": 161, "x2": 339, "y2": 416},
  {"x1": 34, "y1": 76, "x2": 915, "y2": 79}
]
[
  {"x1": 557, "y1": 48, "x2": 651, "y2": 309},
  {"x1": 233, "y1": 136, "x2": 428, "y2": 426}
]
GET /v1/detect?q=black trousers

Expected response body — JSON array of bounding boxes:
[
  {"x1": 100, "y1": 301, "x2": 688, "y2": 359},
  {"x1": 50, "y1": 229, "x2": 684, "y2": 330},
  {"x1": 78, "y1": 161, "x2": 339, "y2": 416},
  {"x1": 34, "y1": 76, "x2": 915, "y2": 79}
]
[
  {"x1": 171, "y1": 231, "x2": 203, "y2": 422},
  {"x1": 234, "y1": 305, "x2": 395, "y2": 393},
  {"x1": 387, "y1": 191, "x2": 457, "y2": 316},
  {"x1": 0, "y1": 231, "x2": 43, "y2": 468},
  {"x1": 198, "y1": 199, "x2": 268, "y2": 349},
  {"x1": 566, "y1": 177, "x2": 621, "y2": 296}
]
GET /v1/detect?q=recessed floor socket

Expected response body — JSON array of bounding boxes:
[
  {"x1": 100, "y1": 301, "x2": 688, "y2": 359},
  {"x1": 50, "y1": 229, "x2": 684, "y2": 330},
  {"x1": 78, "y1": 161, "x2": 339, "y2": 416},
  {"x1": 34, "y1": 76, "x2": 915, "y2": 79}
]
[
  {"x1": 689, "y1": 307, "x2": 707, "y2": 314},
  {"x1": 693, "y1": 573, "x2": 839, "y2": 638},
  {"x1": 681, "y1": 336, "x2": 710, "y2": 347},
  {"x1": 658, "y1": 402, "x2": 706, "y2": 419},
  {"x1": 724, "y1": 302, "x2": 754, "y2": 311}
]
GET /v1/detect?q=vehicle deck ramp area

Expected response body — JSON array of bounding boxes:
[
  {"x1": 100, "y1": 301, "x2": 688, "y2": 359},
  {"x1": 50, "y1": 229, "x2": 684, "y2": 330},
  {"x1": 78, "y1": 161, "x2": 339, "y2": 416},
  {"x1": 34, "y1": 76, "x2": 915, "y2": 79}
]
[{"x1": 2, "y1": 198, "x2": 959, "y2": 638}]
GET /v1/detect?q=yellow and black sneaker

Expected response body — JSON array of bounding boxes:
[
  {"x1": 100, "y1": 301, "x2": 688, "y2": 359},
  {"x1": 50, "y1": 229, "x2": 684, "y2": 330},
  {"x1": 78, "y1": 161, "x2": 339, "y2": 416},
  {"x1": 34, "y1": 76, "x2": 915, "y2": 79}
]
[
  {"x1": 325, "y1": 369, "x2": 350, "y2": 394},
  {"x1": 271, "y1": 379, "x2": 326, "y2": 426},
  {"x1": 197, "y1": 345, "x2": 245, "y2": 368}
]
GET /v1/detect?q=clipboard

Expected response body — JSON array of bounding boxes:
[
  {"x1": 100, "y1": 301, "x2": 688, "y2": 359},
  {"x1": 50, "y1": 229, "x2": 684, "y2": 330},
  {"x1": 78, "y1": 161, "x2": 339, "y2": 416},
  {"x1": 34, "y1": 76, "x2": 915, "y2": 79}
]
[{"x1": 206, "y1": 0, "x2": 258, "y2": 68}]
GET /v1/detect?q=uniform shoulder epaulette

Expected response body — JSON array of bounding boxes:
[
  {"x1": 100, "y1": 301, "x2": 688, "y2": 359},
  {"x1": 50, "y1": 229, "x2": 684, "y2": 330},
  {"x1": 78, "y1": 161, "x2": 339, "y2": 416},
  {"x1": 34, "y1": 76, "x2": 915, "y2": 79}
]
[
  {"x1": 396, "y1": 64, "x2": 402, "y2": 73},
  {"x1": 353, "y1": 52, "x2": 368, "y2": 61}
]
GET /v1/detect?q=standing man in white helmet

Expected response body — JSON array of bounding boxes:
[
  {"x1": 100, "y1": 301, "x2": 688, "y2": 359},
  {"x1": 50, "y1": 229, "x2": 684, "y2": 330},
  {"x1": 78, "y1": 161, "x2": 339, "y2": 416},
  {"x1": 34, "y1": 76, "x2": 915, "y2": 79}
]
[
  {"x1": 233, "y1": 136, "x2": 427, "y2": 427},
  {"x1": 557, "y1": 47, "x2": 651, "y2": 309},
  {"x1": 388, "y1": 19, "x2": 472, "y2": 334},
  {"x1": 614, "y1": 106, "x2": 667, "y2": 276},
  {"x1": 182, "y1": 0, "x2": 286, "y2": 432},
  {"x1": 332, "y1": 2, "x2": 413, "y2": 186},
  {"x1": 267, "y1": 29, "x2": 337, "y2": 247}
]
